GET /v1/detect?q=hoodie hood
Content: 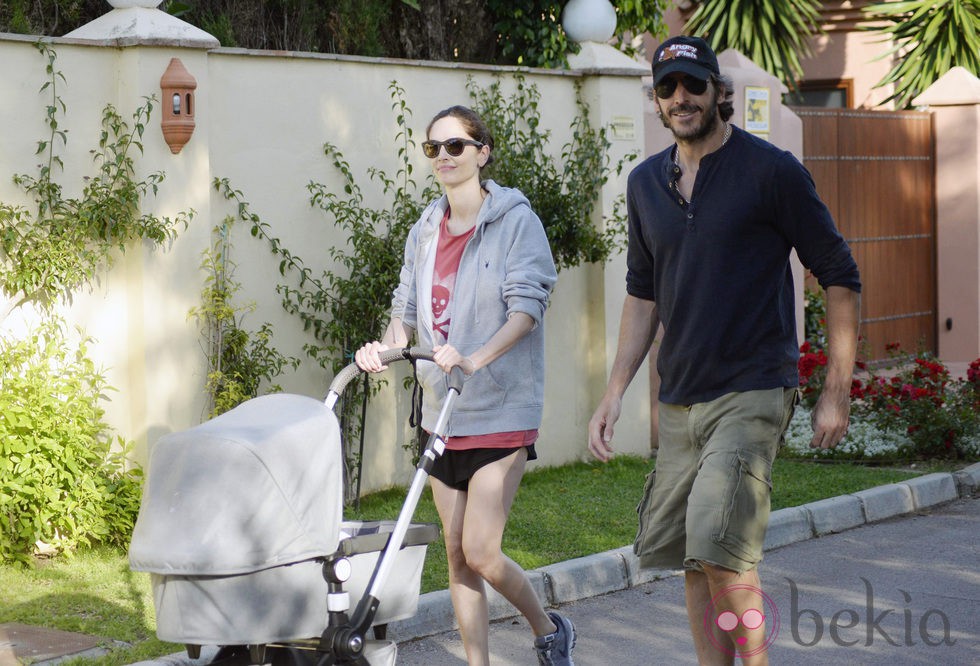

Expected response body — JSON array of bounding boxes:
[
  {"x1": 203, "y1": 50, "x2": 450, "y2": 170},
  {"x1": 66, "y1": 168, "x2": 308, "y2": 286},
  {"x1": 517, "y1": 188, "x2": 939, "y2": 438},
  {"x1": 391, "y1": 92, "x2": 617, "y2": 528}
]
[{"x1": 417, "y1": 179, "x2": 533, "y2": 237}]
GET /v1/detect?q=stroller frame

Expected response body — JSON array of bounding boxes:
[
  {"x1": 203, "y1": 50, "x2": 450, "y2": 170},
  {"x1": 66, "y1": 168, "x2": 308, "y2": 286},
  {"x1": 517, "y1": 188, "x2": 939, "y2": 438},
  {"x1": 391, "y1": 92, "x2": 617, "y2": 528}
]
[
  {"x1": 308, "y1": 347, "x2": 463, "y2": 665},
  {"x1": 131, "y1": 348, "x2": 463, "y2": 666}
]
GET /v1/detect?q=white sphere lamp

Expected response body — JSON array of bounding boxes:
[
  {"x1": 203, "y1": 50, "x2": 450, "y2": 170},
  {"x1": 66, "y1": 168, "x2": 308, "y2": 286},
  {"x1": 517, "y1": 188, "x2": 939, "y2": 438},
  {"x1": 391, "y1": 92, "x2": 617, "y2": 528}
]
[{"x1": 561, "y1": 0, "x2": 617, "y2": 44}]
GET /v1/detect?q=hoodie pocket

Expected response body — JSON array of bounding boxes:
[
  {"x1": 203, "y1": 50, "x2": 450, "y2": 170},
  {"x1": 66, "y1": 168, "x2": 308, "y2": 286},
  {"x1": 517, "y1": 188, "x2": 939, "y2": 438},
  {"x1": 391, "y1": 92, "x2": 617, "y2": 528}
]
[{"x1": 457, "y1": 360, "x2": 508, "y2": 413}]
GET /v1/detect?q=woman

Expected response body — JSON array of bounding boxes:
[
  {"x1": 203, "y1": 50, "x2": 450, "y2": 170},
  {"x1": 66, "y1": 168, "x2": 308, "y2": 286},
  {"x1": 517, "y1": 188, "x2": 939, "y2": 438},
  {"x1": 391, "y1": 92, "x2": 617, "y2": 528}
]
[{"x1": 354, "y1": 105, "x2": 574, "y2": 666}]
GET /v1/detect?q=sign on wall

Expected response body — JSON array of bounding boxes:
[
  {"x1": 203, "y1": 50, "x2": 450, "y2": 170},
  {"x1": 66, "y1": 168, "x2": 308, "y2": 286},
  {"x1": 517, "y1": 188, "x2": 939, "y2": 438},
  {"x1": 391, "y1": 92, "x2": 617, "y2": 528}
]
[{"x1": 745, "y1": 86, "x2": 770, "y2": 140}]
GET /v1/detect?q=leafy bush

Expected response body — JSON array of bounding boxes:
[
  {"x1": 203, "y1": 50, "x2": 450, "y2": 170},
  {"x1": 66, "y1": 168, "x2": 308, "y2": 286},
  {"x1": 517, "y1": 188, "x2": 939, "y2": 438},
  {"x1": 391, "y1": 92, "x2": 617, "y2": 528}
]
[
  {"x1": 0, "y1": 319, "x2": 143, "y2": 566},
  {"x1": 0, "y1": 44, "x2": 185, "y2": 565},
  {"x1": 796, "y1": 291, "x2": 980, "y2": 460},
  {"x1": 793, "y1": 341, "x2": 980, "y2": 461},
  {"x1": 851, "y1": 346, "x2": 980, "y2": 459}
]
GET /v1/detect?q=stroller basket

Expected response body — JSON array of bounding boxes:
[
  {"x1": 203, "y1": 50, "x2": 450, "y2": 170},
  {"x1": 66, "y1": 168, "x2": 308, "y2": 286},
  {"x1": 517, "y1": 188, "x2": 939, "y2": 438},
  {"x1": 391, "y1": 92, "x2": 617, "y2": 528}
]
[{"x1": 129, "y1": 348, "x2": 461, "y2": 665}]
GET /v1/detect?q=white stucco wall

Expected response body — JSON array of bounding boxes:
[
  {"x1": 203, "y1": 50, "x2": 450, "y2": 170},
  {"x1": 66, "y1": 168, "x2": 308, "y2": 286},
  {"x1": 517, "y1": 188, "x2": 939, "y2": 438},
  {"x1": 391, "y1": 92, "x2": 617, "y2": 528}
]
[{"x1": 0, "y1": 28, "x2": 650, "y2": 492}]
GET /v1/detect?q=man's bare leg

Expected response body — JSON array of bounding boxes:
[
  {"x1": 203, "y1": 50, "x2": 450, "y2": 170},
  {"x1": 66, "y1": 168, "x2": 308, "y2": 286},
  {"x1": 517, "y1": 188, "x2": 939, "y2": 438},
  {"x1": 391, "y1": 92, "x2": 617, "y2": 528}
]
[
  {"x1": 686, "y1": 564, "x2": 770, "y2": 665},
  {"x1": 686, "y1": 570, "x2": 734, "y2": 666}
]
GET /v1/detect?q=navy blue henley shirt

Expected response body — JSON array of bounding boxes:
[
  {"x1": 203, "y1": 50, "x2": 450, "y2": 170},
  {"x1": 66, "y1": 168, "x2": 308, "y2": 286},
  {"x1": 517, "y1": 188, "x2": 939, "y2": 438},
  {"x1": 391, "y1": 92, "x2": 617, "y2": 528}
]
[{"x1": 626, "y1": 125, "x2": 861, "y2": 405}]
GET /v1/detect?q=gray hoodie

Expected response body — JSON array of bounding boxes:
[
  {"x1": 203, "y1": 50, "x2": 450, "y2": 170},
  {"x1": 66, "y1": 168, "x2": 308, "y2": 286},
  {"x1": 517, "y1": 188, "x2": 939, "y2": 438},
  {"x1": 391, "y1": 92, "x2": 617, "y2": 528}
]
[{"x1": 390, "y1": 180, "x2": 557, "y2": 436}]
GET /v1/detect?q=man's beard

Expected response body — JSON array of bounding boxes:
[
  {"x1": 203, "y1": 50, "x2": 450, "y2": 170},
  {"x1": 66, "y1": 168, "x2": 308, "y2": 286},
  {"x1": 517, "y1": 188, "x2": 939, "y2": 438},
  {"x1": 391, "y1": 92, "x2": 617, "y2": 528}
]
[{"x1": 658, "y1": 88, "x2": 720, "y2": 142}]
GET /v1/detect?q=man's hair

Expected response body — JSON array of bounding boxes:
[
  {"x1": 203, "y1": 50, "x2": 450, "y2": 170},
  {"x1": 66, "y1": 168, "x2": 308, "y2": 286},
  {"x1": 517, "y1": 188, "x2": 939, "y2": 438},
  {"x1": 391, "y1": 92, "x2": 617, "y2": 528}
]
[{"x1": 714, "y1": 73, "x2": 735, "y2": 122}]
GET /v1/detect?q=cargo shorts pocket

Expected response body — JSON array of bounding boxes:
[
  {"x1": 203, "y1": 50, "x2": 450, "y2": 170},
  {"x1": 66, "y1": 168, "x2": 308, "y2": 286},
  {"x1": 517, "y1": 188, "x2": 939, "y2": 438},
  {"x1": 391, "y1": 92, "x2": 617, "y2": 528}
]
[
  {"x1": 633, "y1": 469, "x2": 657, "y2": 558},
  {"x1": 712, "y1": 449, "x2": 773, "y2": 564}
]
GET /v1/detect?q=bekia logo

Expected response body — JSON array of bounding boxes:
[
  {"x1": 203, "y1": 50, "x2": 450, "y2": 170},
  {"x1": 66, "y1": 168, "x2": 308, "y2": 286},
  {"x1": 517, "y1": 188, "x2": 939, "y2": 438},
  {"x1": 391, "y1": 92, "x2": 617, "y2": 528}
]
[
  {"x1": 789, "y1": 578, "x2": 956, "y2": 648},
  {"x1": 704, "y1": 579, "x2": 957, "y2": 658},
  {"x1": 703, "y1": 584, "x2": 780, "y2": 658}
]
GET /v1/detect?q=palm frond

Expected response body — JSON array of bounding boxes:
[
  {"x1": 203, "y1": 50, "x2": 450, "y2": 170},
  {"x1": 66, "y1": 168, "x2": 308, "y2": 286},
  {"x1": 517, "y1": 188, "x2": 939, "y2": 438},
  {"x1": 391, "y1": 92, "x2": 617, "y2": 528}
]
[{"x1": 863, "y1": 0, "x2": 980, "y2": 108}]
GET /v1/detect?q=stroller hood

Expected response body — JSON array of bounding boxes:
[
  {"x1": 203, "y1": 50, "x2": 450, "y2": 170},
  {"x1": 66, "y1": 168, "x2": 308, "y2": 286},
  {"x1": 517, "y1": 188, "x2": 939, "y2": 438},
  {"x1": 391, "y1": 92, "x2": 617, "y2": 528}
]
[{"x1": 129, "y1": 393, "x2": 343, "y2": 576}]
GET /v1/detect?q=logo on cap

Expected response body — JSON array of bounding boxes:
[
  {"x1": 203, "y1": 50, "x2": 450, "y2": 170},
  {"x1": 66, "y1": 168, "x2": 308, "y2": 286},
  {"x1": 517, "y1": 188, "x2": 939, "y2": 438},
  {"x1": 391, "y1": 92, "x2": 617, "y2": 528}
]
[{"x1": 659, "y1": 44, "x2": 699, "y2": 63}]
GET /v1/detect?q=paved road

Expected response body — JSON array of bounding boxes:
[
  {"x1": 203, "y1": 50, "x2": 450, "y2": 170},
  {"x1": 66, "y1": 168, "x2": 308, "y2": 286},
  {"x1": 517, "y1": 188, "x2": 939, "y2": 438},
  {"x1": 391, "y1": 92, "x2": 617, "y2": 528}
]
[{"x1": 395, "y1": 498, "x2": 980, "y2": 665}]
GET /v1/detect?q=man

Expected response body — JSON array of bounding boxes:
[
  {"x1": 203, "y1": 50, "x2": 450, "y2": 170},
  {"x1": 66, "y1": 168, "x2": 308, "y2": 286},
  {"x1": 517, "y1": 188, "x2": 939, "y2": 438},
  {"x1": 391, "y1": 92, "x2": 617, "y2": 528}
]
[{"x1": 588, "y1": 36, "x2": 861, "y2": 665}]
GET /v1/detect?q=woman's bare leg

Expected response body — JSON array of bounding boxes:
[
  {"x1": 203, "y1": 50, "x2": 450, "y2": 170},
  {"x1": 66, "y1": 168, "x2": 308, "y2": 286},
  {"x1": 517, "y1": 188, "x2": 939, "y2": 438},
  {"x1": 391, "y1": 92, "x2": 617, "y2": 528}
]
[
  {"x1": 461, "y1": 449, "x2": 555, "y2": 636},
  {"x1": 430, "y1": 449, "x2": 556, "y2": 665},
  {"x1": 431, "y1": 477, "x2": 491, "y2": 666}
]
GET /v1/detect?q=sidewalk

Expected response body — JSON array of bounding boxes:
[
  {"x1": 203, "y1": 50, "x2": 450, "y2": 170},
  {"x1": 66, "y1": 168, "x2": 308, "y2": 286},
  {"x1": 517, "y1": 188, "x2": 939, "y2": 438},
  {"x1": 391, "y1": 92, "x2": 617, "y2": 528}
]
[
  {"x1": 133, "y1": 463, "x2": 980, "y2": 666},
  {"x1": 396, "y1": 494, "x2": 979, "y2": 665}
]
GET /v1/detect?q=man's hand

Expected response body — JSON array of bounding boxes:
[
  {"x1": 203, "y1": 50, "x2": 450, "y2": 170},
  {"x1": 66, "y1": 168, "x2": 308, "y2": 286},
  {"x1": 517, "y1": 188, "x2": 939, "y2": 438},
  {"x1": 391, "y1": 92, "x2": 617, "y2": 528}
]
[
  {"x1": 810, "y1": 384, "x2": 850, "y2": 449},
  {"x1": 588, "y1": 394, "x2": 622, "y2": 462},
  {"x1": 810, "y1": 286, "x2": 861, "y2": 449}
]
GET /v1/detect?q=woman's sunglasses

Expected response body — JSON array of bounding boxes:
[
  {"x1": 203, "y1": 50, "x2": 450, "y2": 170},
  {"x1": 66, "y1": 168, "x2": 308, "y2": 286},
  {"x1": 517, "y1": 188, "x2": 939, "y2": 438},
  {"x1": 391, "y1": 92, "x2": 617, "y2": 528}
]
[
  {"x1": 654, "y1": 74, "x2": 709, "y2": 99},
  {"x1": 422, "y1": 138, "x2": 484, "y2": 159}
]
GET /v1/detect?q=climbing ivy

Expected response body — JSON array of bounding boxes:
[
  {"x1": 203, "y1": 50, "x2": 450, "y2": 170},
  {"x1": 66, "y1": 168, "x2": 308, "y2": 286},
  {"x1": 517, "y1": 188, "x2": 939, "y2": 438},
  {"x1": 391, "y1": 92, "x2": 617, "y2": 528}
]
[
  {"x1": 0, "y1": 43, "x2": 190, "y2": 321},
  {"x1": 188, "y1": 219, "x2": 299, "y2": 419}
]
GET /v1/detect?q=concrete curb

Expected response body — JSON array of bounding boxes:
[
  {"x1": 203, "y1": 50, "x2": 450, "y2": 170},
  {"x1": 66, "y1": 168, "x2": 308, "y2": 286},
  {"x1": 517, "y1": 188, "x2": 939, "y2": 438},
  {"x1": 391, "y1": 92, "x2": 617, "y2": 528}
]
[{"x1": 137, "y1": 462, "x2": 980, "y2": 663}]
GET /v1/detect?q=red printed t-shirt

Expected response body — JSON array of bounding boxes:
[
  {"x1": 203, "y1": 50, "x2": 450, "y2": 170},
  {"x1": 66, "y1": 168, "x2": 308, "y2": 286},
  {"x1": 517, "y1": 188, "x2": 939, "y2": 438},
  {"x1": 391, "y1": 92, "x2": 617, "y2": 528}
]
[{"x1": 433, "y1": 209, "x2": 537, "y2": 451}]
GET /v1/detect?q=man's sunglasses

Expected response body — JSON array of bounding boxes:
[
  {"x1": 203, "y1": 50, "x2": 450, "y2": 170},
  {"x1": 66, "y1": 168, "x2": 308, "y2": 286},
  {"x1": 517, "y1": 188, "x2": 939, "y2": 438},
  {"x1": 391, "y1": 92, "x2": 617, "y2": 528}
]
[
  {"x1": 654, "y1": 74, "x2": 709, "y2": 99},
  {"x1": 422, "y1": 138, "x2": 484, "y2": 159}
]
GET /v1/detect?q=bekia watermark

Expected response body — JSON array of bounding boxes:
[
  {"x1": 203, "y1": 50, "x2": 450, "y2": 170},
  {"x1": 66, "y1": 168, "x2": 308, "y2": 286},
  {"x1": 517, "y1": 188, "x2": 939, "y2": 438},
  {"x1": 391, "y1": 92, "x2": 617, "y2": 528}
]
[
  {"x1": 705, "y1": 578, "x2": 956, "y2": 657},
  {"x1": 788, "y1": 577, "x2": 956, "y2": 648}
]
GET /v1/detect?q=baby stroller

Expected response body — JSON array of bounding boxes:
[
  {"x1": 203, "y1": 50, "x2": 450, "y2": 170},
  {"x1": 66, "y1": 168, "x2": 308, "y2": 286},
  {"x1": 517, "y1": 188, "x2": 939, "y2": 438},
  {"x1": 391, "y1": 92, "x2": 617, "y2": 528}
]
[{"x1": 128, "y1": 348, "x2": 463, "y2": 665}]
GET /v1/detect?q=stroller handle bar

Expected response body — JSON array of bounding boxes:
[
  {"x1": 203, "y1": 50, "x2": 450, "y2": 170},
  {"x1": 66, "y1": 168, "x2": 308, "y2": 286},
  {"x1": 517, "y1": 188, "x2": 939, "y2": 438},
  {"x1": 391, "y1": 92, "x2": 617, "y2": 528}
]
[
  {"x1": 321, "y1": 346, "x2": 466, "y2": 637},
  {"x1": 325, "y1": 346, "x2": 465, "y2": 409}
]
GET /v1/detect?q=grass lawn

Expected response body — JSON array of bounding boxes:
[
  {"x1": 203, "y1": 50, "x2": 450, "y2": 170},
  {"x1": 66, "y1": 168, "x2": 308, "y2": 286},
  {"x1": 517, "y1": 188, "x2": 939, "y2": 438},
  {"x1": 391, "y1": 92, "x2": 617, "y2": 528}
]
[{"x1": 0, "y1": 455, "x2": 935, "y2": 665}]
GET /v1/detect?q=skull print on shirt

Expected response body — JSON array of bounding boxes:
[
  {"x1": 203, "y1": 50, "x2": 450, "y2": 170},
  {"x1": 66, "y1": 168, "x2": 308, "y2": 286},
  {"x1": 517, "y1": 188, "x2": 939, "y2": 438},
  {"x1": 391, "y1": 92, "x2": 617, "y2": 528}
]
[{"x1": 431, "y1": 210, "x2": 475, "y2": 344}]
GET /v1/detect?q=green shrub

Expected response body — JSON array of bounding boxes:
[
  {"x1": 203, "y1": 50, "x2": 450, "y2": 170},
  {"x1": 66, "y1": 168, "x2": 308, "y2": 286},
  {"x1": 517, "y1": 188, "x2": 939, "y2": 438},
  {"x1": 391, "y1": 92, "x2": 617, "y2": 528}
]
[
  {"x1": 0, "y1": 44, "x2": 187, "y2": 566},
  {"x1": 0, "y1": 318, "x2": 143, "y2": 566}
]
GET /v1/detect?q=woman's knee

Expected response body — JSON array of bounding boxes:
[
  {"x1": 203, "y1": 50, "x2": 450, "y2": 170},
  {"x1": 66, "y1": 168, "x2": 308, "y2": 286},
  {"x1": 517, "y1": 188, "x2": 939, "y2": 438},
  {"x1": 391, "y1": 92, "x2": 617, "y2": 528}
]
[{"x1": 461, "y1": 539, "x2": 502, "y2": 578}]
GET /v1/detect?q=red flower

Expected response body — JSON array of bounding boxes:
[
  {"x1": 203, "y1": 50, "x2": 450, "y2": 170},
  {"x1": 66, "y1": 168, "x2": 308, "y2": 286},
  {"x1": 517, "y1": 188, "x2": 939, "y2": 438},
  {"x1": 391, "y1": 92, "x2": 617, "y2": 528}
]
[
  {"x1": 967, "y1": 359, "x2": 980, "y2": 386},
  {"x1": 850, "y1": 379, "x2": 865, "y2": 400}
]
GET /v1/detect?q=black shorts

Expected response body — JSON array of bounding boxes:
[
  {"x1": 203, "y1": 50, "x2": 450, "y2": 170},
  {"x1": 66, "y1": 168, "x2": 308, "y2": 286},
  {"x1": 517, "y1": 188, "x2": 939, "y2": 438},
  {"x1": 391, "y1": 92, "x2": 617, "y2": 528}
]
[{"x1": 429, "y1": 444, "x2": 538, "y2": 491}]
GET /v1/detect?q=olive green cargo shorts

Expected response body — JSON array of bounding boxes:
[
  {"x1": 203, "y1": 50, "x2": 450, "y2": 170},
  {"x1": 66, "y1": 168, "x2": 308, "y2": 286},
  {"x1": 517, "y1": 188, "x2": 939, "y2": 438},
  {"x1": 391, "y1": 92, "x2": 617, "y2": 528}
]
[{"x1": 634, "y1": 388, "x2": 798, "y2": 574}]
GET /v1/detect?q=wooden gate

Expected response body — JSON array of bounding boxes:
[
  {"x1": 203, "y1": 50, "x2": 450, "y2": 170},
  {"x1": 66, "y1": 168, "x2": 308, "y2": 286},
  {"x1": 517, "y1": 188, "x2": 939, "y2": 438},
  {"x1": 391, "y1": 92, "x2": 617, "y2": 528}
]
[{"x1": 797, "y1": 108, "x2": 936, "y2": 362}]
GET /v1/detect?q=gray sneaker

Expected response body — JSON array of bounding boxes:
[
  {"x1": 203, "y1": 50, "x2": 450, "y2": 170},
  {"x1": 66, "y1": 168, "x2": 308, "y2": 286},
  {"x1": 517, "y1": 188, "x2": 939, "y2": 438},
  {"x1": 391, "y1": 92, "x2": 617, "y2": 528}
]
[{"x1": 533, "y1": 611, "x2": 576, "y2": 665}]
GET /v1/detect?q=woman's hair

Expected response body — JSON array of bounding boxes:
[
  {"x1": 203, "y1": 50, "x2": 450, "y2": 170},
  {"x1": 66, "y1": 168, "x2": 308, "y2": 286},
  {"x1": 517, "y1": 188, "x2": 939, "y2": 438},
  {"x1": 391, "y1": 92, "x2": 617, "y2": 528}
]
[
  {"x1": 427, "y1": 105, "x2": 495, "y2": 167},
  {"x1": 713, "y1": 73, "x2": 735, "y2": 122}
]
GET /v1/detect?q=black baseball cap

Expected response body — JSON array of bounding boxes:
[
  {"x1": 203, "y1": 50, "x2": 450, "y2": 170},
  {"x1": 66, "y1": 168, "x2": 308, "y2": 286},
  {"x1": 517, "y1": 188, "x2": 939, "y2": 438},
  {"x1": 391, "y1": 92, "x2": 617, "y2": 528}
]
[{"x1": 651, "y1": 36, "x2": 720, "y2": 86}]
